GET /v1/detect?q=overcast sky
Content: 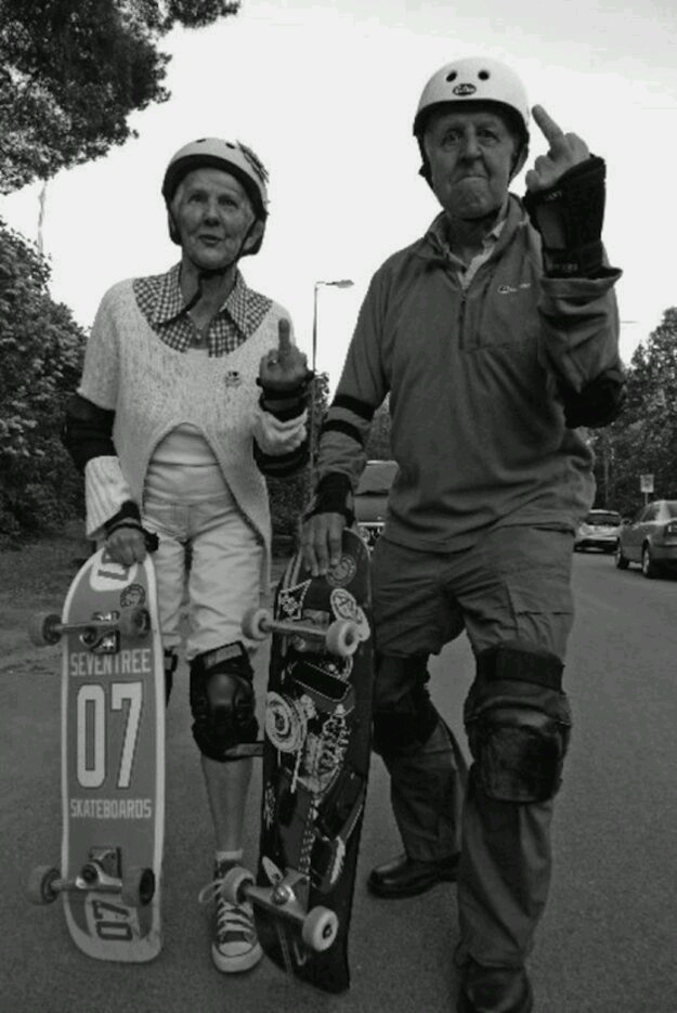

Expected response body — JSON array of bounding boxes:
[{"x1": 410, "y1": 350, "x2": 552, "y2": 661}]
[{"x1": 2, "y1": 0, "x2": 675, "y2": 389}]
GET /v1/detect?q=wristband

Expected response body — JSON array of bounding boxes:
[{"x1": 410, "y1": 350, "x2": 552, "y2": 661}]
[
  {"x1": 103, "y1": 500, "x2": 140, "y2": 533},
  {"x1": 257, "y1": 371, "x2": 314, "y2": 422},
  {"x1": 104, "y1": 505, "x2": 159, "y2": 553},
  {"x1": 306, "y1": 472, "x2": 355, "y2": 525}
]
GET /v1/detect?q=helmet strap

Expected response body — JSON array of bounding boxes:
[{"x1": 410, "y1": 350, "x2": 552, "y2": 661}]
[
  {"x1": 183, "y1": 265, "x2": 241, "y2": 314},
  {"x1": 178, "y1": 222, "x2": 258, "y2": 314}
]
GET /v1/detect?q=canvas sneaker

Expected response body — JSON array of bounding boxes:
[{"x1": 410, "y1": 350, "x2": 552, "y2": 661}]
[{"x1": 198, "y1": 861, "x2": 262, "y2": 973}]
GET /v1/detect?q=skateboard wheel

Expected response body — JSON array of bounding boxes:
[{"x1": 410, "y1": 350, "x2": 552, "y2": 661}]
[
  {"x1": 121, "y1": 866, "x2": 155, "y2": 906},
  {"x1": 265, "y1": 692, "x2": 306, "y2": 753},
  {"x1": 242, "y1": 607, "x2": 272, "y2": 641},
  {"x1": 27, "y1": 865, "x2": 60, "y2": 904},
  {"x1": 325, "y1": 620, "x2": 359, "y2": 658},
  {"x1": 28, "y1": 613, "x2": 62, "y2": 647},
  {"x1": 302, "y1": 906, "x2": 339, "y2": 952},
  {"x1": 221, "y1": 866, "x2": 254, "y2": 905},
  {"x1": 118, "y1": 606, "x2": 150, "y2": 638}
]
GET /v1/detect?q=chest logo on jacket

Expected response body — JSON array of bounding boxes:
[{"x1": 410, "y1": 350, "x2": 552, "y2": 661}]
[{"x1": 498, "y1": 282, "x2": 532, "y2": 296}]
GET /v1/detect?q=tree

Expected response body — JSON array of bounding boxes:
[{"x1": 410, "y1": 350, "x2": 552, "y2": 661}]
[
  {"x1": 0, "y1": 0, "x2": 240, "y2": 193},
  {"x1": 365, "y1": 397, "x2": 392, "y2": 460},
  {"x1": 587, "y1": 307, "x2": 677, "y2": 516},
  {"x1": 0, "y1": 217, "x2": 86, "y2": 544}
]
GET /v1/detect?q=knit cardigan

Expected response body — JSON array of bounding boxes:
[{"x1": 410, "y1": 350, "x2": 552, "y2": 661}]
[{"x1": 79, "y1": 279, "x2": 292, "y2": 590}]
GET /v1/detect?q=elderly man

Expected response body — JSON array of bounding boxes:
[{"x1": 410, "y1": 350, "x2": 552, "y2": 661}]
[
  {"x1": 303, "y1": 58, "x2": 624, "y2": 1011},
  {"x1": 63, "y1": 138, "x2": 309, "y2": 974}
]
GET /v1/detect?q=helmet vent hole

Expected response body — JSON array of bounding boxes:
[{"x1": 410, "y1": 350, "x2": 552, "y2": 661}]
[
  {"x1": 478, "y1": 70, "x2": 490, "y2": 80},
  {"x1": 446, "y1": 70, "x2": 458, "y2": 82}
]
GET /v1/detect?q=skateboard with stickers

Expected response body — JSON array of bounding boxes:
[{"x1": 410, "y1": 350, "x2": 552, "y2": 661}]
[
  {"x1": 27, "y1": 547, "x2": 165, "y2": 962},
  {"x1": 228, "y1": 527, "x2": 373, "y2": 992}
]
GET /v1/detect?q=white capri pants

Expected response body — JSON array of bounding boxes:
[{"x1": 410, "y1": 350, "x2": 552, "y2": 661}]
[{"x1": 142, "y1": 486, "x2": 264, "y2": 660}]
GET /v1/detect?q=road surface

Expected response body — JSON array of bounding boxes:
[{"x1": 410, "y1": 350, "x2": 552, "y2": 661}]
[{"x1": 2, "y1": 548, "x2": 676, "y2": 1012}]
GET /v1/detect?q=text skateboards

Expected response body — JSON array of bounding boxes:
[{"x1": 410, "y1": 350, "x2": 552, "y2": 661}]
[
  {"x1": 27, "y1": 548, "x2": 165, "y2": 962},
  {"x1": 229, "y1": 527, "x2": 373, "y2": 992}
]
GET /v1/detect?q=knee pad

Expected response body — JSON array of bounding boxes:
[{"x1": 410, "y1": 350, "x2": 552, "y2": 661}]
[
  {"x1": 464, "y1": 642, "x2": 572, "y2": 803},
  {"x1": 372, "y1": 654, "x2": 441, "y2": 759},
  {"x1": 190, "y1": 643, "x2": 258, "y2": 762}
]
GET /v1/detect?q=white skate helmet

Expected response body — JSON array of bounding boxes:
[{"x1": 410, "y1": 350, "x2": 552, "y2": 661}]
[
  {"x1": 162, "y1": 138, "x2": 269, "y2": 254},
  {"x1": 413, "y1": 57, "x2": 530, "y2": 141},
  {"x1": 162, "y1": 137, "x2": 268, "y2": 215}
]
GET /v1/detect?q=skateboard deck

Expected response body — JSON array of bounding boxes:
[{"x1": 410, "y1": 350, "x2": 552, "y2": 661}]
[
  {"x1": 231, "y1": 528, "x2": 373, "y2": 993},
  {"x1": 28, "y1": 547, "x2": 165, "y2": 962}
]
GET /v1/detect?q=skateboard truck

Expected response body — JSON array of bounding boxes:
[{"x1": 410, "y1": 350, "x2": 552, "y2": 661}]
[
  {"x1": 29, "y1": 607, "x2": 151, "y2": 651},
  {"x1": 77, "y1": 845, "x2": 123, "y2": 893},
  {"x1": 242, "y1": 607, "x2": 359, "y2": 658},
  {"x1": 28, "y1": 846, "x2": 155, "y2": 907},
  {"x1": 221, "y1": 866, "x2": 339, "y2": 953}
]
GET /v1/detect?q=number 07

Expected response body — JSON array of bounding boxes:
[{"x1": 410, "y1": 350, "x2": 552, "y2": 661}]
[{"x1": 77, "y1": 682, "x2": 143, "y2": 789}]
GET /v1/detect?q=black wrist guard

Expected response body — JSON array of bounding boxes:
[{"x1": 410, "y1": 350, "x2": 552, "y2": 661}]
[
  {"x1": 523, "y1": 155, "x2": 607, "y2": 278},
  {"x1": 307, "y1": 472, "x2": 355, "y2": 525},
  {"x1": 257, "y1": 371, "x2": 314, "y2": 422},
  {"x1": 104, "y1": 502, "x2": 159, "y2": 552}
]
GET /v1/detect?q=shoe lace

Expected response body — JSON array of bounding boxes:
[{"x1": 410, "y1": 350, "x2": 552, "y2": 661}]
[{"x1": 197, "y1": 875, "x2": 224, "y2": 907}]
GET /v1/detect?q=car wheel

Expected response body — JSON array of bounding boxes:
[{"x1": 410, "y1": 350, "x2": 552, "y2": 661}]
[
  {"x1": 641, "y1": 544, "x2": 659, "y2": 579},
  {"x1": 615, "y1": 543, "x2": 629, "y2": 570}
]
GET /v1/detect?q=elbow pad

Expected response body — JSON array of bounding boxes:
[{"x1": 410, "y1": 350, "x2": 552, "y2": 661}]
[
  {"x1": 62, "y1": 394, "x2": 116, "y2": 473},
  {"x1": 560, "y1": 372, "x2": 626, "y2": 429}
]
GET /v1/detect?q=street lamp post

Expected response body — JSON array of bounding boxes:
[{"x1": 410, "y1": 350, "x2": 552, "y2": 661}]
[{"x1": 309, "y1": 278, "x2": 354, "y2": 480}]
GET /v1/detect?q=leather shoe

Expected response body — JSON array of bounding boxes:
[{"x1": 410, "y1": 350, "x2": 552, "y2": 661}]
[
  {"x1": 367, "y1": 851, "x2": 460, "y2": 898},
  {"x1": 457, "y1": 959, "x2": 534, "y2": 1013}
]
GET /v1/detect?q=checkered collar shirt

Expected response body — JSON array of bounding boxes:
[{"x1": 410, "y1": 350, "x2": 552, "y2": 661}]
[{"x1": 133, "y1": 263, "x2": 272, "y2": 357}]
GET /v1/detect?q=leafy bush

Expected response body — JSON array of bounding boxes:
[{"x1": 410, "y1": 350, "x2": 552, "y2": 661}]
[{"x1": 0, "y1": 219, "x2": 86, "y2": 546}]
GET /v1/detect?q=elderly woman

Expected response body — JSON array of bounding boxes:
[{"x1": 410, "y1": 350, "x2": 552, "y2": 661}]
[{"x1": 63, "y1": 138, "x2": 310, "y2": 974}]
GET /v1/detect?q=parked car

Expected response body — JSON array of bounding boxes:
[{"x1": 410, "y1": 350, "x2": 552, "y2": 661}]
[
  {"x1": 574, "y1": 509, "x2": 622, "y2": 553},
  {"x1": 354, "y1": 460, "x2": 397, "y2": 547},
  {"x1": 615, "y1": 499, "x2": 677, "y2": 577}
]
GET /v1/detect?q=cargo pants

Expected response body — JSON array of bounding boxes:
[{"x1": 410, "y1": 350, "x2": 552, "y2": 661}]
[{"x1": 371, "y1": 524, "x2": 575, "y2": 968}]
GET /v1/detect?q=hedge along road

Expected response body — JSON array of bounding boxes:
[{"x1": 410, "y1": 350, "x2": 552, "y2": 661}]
[{"x1": 2, "y1": 534, "x2": 677, "y2": 1012}]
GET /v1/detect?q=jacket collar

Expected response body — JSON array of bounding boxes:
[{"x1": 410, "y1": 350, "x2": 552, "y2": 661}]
[{"x1": 419, "y1": 193, "x2": 527, "y2": 263}]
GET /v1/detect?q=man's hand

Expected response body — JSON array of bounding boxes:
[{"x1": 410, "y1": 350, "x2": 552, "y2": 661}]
[
  {"x1": 525, "y1": 105, "x2": 590, "y2": 193},
  {"x1": 105, "y1": 526, "x2": 147, "y2": 568},
  {"x1": 301, "y1": 513, "x2": 347, "y2": 577},
  {"x1": 259, "y1": 319, "x2": 308, "y2": 392}
]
